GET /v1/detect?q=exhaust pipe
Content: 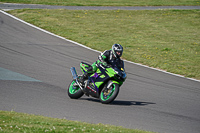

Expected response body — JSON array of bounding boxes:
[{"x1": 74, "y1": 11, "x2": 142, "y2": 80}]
[
  {"x1": 70, "y1": 67, "x2": 84, "y2": 91},
  {"x1": 70, "y1": 67, "x2": 78, "y2": 79}
]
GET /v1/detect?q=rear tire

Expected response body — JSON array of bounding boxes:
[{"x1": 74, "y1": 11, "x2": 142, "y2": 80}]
[
  {"x1": 100, "y1": 82, "x2": 119, "y2": 104},
  {"x1": 68, "y1": 80, "x2": 84, "y2": 99}
]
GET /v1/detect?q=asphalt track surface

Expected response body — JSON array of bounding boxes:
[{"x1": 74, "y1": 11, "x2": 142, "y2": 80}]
[
  {"x1": 0, "y1": 9, "x2": 200, "y2": 133},
  {"x1": 0, "y1": 3, "x2": 200, "y2": 10}
]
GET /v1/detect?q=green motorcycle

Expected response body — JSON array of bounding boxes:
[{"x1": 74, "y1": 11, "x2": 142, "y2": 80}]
[{"x1": 68, "y1": 62, "x2": 126, "y2": 104}]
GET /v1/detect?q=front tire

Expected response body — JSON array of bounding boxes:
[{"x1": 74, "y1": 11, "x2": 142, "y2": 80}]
[
  {"x1": 100, "y1": 82, "x2": 119, "y2": 104},
  {"x1": 68, "y1": 80, "x2": 84, "y2": 99}
]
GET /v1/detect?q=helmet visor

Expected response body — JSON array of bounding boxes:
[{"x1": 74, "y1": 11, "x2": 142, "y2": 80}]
[{"x1": 115, "y1": 50, "x2": 122, "y2": 57}]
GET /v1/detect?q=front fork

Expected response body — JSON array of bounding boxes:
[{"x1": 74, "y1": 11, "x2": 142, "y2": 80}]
[{"x1": 102, "y1": 80, "x2": 113, "y2": 93}]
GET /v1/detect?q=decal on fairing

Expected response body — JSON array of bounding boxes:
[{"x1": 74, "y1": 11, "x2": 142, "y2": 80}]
[{"x1": 86, "y1": 86, "x2": 96, "y2": 93}]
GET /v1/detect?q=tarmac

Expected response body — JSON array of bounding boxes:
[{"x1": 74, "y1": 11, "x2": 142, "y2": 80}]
[{"x1": 0, "y1": 3, "x2": 200, "y2": 11}]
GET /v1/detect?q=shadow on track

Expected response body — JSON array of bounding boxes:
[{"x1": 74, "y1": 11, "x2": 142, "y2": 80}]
[
  {"x1": 79, "y1": 98, "x2": 155, "y2": 106},
  {"x1": 111, "y1": 100, "x2": 155, "y2": 106}
]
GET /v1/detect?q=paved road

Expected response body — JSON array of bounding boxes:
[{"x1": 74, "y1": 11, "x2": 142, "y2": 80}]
[
  {"x1": 0, "y1": 10, "x2": 200, "y2": 133},
  {"x1": 0, "y1": 3, "x2": 200, "y2": 10}
]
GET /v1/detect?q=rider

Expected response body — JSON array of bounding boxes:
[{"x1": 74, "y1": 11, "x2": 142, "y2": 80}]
[{"x1": 78, "y1": 44, "x2": 124, "y2": 84}]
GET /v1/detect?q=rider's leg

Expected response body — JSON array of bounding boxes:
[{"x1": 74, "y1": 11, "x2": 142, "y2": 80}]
[{"x1": 78, "y1": 62, "x2": 97, "y2": 84}]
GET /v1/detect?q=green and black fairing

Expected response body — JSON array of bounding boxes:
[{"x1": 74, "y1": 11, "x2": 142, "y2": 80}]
[{"x1": 80, "y1": 62, "x2": 126, "y2": 98}]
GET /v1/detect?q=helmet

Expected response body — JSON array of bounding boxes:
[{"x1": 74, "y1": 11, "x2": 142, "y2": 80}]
[{"x1": 112, "y1": 44, "x2": 123, "y2": 58}]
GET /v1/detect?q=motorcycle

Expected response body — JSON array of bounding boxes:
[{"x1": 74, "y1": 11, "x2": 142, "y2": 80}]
[{"x1": 68, "y1": 62, "x2": 126, "y2": 104}]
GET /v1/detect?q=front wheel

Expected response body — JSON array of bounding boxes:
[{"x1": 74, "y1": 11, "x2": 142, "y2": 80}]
[
  {"x1": 100, "y1": 82, "x2": 119, "y2": 104},
  {"x1": 68, "y1": 80, "x2": 84, "y2": 99}
]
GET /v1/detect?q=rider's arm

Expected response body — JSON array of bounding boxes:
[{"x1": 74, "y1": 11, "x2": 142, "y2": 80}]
[
  {"x1": 98, "y1": 50, "x2": 110, "y2": 64},
  {"x1": 120, "y1": 60, "x2": 125, "y2": 70}
]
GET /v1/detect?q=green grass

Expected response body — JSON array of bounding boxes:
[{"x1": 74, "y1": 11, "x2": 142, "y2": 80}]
[
  {"x1": 0, "y1": 0, "x2": 200, "y2": 6},
  {"x1": 0, "y1": 110, "x2": 154, "y2": 133},
  {"x1": 7, "y1": 9, "x2": 200, "y2": 79}
]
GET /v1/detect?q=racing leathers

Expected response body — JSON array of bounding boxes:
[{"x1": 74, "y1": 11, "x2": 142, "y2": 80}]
[
  {"x1": 79, "y1": 49, "x2": 124, "y2": 84},
  {"x1": 94, "y1": 49, "x2": 124, "y2": 72}
]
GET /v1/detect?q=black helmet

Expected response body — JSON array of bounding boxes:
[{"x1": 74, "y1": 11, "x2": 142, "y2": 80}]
[{"x1": 112, "y1": 44, "x2": 123, "y2": 58}]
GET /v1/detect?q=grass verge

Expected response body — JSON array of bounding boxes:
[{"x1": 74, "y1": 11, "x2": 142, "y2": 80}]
[
  {"x1": 7, "y1": 9, "x2": 200, "y2": 79},
  {"x1": 0, "y1": 0, "x2": 200, "y2": 6},
  {"x1": 0, "y1": 110, "x2": 154, "y2": 133}
]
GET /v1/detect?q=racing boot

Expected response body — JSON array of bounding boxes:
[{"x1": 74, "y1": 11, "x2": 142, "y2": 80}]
[{"x1": 78, "y1": 72, "x2": 88, "y2": 85}]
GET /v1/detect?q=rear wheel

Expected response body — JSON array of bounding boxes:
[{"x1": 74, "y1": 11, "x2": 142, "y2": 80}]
[
  {"x1": 68, "y1": 80, "x2": 84, "y2": 99},
  {"x1": 100, "y1": 82, "x2": 119, "y2": 104}
]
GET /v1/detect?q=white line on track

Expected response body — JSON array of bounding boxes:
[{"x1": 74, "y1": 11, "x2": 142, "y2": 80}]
[{"x1": 1, "y1": 10, "x2": 199, "y2": 83}]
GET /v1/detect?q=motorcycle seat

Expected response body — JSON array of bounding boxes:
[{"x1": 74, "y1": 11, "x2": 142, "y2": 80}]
[{"x1": 81, "y1": 62, "x2": 92, "y2": 67}]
